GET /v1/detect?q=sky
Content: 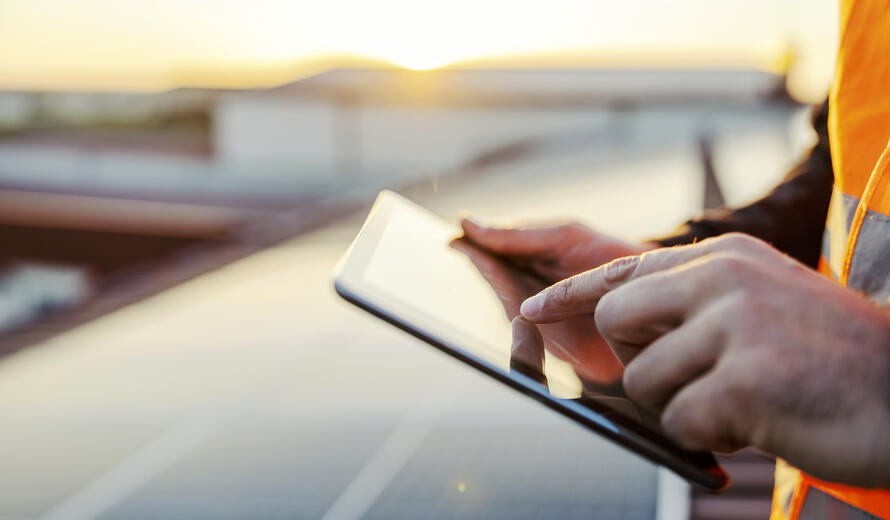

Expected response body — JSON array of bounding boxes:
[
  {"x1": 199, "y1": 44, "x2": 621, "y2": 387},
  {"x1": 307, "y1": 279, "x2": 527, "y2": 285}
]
[{"x1": 0, "y1": 0, "x2": 838, "y2": 101}]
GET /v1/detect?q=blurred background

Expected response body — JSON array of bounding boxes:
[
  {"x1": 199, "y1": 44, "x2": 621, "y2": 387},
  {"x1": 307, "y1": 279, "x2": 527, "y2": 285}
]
[{"x1": 0, "y1": 1, "x2": 838, "y2": 519}]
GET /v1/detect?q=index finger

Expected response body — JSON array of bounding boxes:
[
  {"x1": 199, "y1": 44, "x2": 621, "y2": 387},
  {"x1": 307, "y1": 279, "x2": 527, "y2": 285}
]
[
  {"x1": 520, "y1": 234, "x2": 766, "y2": 323},
  {"x1": 520, "y1": 255, "x2": 641, "y2": 322}
]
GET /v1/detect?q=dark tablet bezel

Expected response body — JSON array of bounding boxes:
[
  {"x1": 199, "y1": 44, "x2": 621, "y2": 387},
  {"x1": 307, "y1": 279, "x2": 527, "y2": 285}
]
[{"x1": 333, "y1": 190, "x2": 729, "y2": 492}]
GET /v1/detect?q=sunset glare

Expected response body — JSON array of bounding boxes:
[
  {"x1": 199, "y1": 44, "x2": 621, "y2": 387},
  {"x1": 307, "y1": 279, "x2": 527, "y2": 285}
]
[{"x1": 0, "y1": 0, "x2": 838, "y2": 100}]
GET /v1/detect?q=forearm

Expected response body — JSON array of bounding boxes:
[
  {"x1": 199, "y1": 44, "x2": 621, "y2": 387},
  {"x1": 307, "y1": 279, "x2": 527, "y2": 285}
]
[{"x1": 653, "y1": 102, "x2": 833, "y2": 268}]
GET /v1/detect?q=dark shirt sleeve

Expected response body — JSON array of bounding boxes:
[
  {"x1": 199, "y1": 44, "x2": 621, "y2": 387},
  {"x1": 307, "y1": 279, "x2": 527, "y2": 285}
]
[{"x1": 652, "y1": 101, "x2": 833, "y2": 268}]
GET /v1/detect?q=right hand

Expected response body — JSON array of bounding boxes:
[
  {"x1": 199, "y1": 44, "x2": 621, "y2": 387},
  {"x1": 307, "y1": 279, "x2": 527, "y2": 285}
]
[
  {"x1": 460, "y1": 218, "x2": 653, "y2": 284},
  {"x1": 451, "y1": 236, "x2": 624, "y2": 385}
]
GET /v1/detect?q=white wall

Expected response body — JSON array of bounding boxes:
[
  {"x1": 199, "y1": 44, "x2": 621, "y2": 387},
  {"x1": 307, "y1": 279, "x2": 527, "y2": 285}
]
[
  {"x1": 213, "y1": 95, "x2": 612, "y2": 182},
  {"x1": 214, "y1": 97, "x2": 338, "y2": 171}
]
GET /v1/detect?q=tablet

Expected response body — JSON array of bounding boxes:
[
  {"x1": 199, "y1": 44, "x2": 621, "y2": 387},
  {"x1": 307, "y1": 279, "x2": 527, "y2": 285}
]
[{"x1": 333, "y1": 190, "x2": 729, "y2": 491}]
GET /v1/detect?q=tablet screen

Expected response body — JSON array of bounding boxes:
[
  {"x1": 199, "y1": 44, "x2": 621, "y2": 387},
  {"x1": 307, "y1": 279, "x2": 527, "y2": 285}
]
[
  {"x1": 361, "y1": 198, "x2": 656, "y2": 423},
  {"x1": 337, "y1": 191, "x2": 727, "y2": 489}
]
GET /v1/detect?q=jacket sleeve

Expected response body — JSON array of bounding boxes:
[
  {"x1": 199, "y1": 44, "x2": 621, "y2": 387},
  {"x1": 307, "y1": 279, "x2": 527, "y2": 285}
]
[{"x1": 652, "y1": 101, "x2": 833, "y2": 268}]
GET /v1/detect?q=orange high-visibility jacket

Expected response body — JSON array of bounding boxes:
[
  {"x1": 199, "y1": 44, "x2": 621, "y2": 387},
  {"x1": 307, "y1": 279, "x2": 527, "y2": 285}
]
[{"x1": 770, "y1": 0, "x2": 890, "y2": 518}]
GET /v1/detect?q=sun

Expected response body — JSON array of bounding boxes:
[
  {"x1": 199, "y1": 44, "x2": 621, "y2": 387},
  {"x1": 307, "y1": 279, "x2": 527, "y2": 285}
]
[
  {"x1": 368, "y1": 44, "x2": 466, "y2": 71},
  {"x1": 387, "y1": 56, "x2": 454, "y2": 71}
]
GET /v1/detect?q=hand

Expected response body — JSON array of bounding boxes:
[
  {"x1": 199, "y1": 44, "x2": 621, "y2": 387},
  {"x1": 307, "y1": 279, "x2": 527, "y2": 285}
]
[
  {"x1": 460, "y1": 218, "x2": 652, "y2": 284},
  {"x1": 450, "y1": 237, "x2": 623, "y2": 385},
  {"x1": 510, "y1": 316, "x2": 647, "y2": 422},
  {"x1": 509, "y1": 316, "x2": 548, "y2": 385},
  {"x1": 520, "y1": 233, "x2": 890, "y2": 488}
]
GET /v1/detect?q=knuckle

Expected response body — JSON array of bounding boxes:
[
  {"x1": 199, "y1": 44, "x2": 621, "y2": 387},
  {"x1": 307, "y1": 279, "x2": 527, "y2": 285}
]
[
  {"x1": 709, "y1": 253, "x2": 748, "y2": 274},
  {"x1": 635, "y1": 250, "x2": 654, "y2": 273},
  {"x1": 622, "y1": 361, "x2": 647, "y2": 403},
  {"x1": 635, "y1": 248, "x2": 673, "y2": 278},
  {"x1": 664, "y1": 374, "x2": 754, "y2": 452},
  {"x1": 724, "y1": 291, "x2": 762, "y2": 326},
  {"x1": 704, "y1": 254, "x2": 755, "y2": 285},
  {"x1": 601, "y1": 256, "x2": 638, "y2": 289},
  {"x1": 564, "y1": 221, "x2": 587, "y2": 234},
  {"x1": 699, "y1": 297, "x2": 739, "y2": 337},
  {"x1": 721, "y1": 232, "x2": 761, "y2": 251},
  {"x1": 662, "y1": 397, "x2": 714, "y2": 450},
  {"x1": 714, "y1": 367, "x2": 756, "y2": 408},
  {"x1": 700, "y1": 299, "x2": 731, "y2": 326},
  {"x1": 558, "y1": 221, "x2": 588, "y2": 241},
  {"x1": 548, "y1": 277, "x2": 575, "y2": 307},
  {"x1": 556, "y1": 224, "x2": 574, "y2": 240}
]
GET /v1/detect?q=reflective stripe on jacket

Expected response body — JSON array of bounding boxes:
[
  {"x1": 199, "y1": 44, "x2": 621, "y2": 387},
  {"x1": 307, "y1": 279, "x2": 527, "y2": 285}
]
[{"x1": 771, "y1": 0, "x2": 890, "y2": 518}]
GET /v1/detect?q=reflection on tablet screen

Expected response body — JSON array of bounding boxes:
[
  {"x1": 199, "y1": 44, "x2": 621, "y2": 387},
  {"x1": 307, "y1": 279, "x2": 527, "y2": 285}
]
[{"x1": 361, "y1": 202, "x2": 659, "y2": 429}]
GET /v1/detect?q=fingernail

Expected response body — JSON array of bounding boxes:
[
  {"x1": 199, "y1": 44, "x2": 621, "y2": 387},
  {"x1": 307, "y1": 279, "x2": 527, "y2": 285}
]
[{"x1": 520, "y1": 293, "x2": 544, "y2": 320}]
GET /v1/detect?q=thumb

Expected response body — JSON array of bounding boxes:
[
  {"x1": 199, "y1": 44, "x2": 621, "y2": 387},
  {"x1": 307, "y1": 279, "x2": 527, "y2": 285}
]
[
  {"x1": 510, "y1": 316, "x2": 547, "y2": 385},
  {"x1": 461, "y1": 218, "x2": 571, "y2": 257}
]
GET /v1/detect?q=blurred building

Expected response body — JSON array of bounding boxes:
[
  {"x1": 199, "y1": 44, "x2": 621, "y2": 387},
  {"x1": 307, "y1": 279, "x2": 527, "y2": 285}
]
[
  {"x1": 214, "y1": 68, "x2": 786, "y2": 181},
  {"x1": 0, "y1": 66, "x2": 795, "y2": 340},
  {"x1": 0, "y1": 67, "x2": 787, "y2": 183}
]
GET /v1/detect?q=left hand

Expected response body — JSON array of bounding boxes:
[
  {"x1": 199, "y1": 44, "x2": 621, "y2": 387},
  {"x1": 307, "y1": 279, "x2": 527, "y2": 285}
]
[
  {"x1": 520, "y1": 233, "x2": 890, "y2": 488},
  {"x1": 460, "y1": 218, "x2": 652, "y2": 284}
]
